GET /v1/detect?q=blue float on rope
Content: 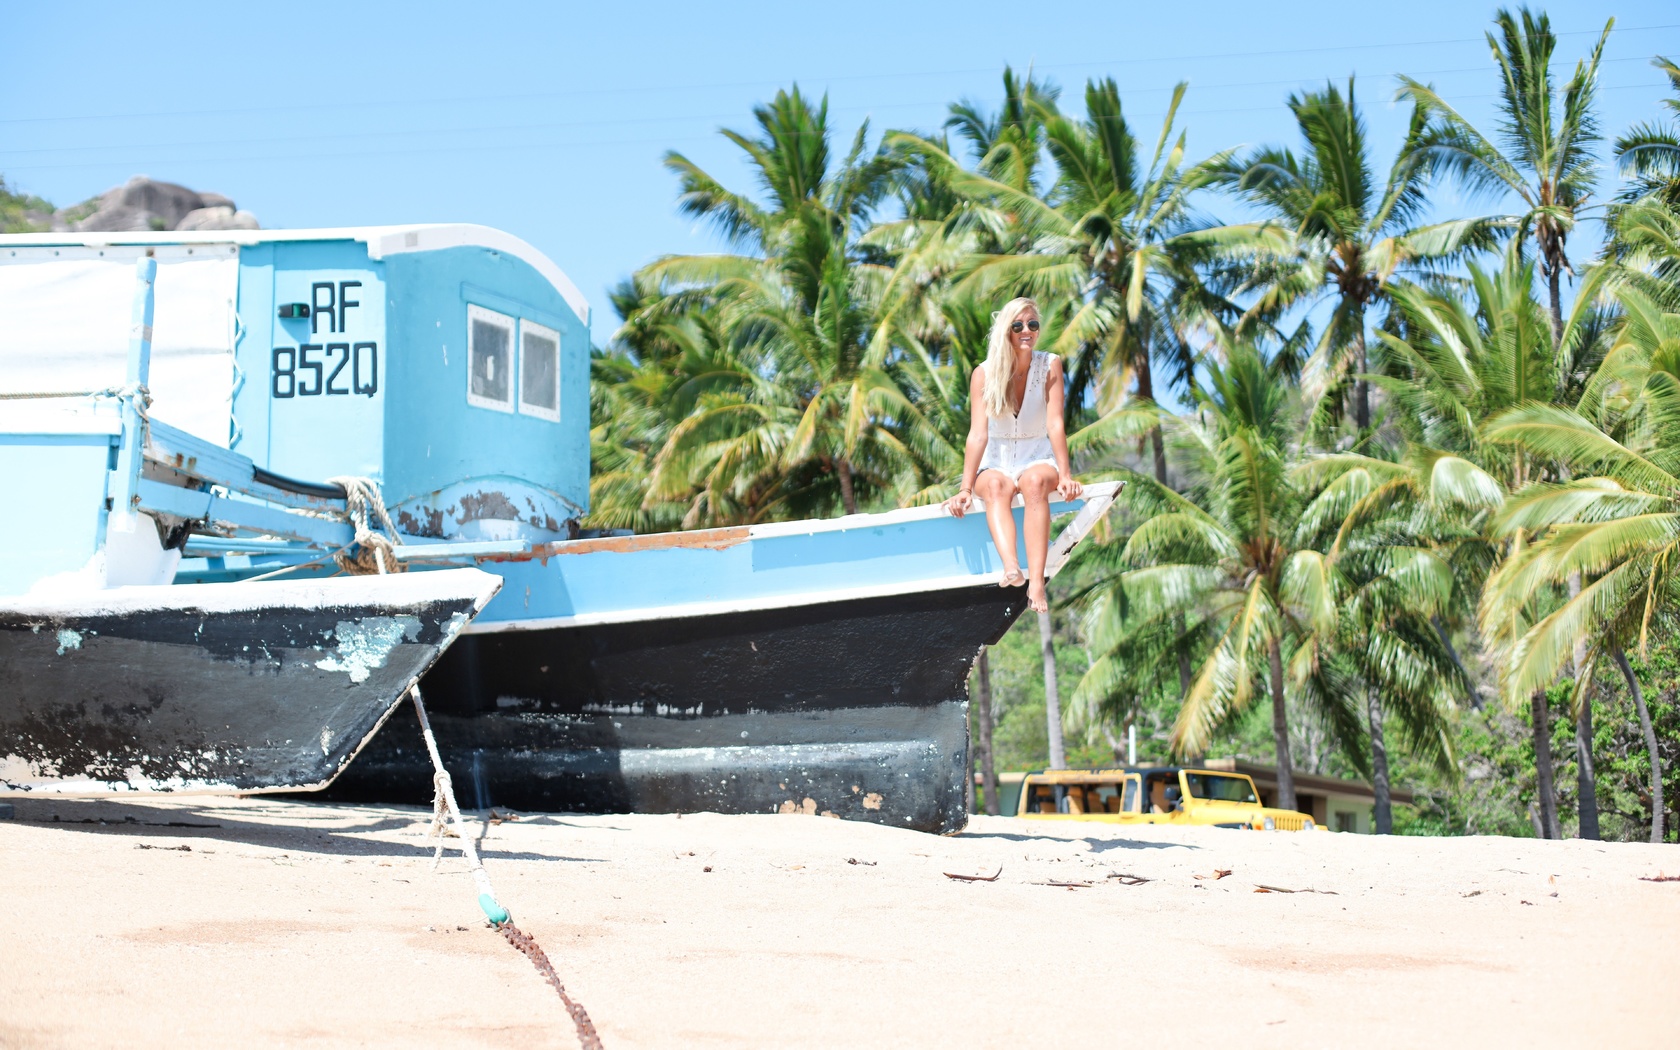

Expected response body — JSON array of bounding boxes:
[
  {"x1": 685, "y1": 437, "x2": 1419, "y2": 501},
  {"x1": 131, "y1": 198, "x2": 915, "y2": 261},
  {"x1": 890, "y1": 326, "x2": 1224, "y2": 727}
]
[{"x1": 479, "y1": 893, "x2": 510, "y2": 925}]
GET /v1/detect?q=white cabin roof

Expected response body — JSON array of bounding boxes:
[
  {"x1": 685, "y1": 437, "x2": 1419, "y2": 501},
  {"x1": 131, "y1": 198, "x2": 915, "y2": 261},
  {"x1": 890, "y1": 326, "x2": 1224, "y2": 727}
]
[{"x1": 0, "y1": 223, "x2": 590, "y2": 324}]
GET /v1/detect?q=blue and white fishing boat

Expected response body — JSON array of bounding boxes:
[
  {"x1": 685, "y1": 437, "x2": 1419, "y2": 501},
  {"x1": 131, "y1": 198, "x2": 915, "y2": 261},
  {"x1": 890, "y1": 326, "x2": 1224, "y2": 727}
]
[
  {"x1": 0, "y1": 225, "x2": 1118, "y2": 832},
  {"x1": 0, "y1": 252, "x2": 503, "y2": 795}
]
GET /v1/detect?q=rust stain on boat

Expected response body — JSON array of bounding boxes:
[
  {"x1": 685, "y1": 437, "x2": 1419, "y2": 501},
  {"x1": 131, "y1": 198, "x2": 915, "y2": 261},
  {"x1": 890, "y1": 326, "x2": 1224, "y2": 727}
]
[{"x1": 525, "y1": 527, "x2": 751, "y2": 558}]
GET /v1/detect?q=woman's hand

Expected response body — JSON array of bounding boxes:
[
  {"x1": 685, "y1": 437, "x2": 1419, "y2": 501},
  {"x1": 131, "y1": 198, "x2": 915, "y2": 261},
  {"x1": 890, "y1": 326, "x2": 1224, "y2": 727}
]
[
  {"x1": 1056, "y1": 474, "x2": 1084, "y2": 502},
  {"x1": 944, "y1": 488, "x2": 975, "y2": 518}
]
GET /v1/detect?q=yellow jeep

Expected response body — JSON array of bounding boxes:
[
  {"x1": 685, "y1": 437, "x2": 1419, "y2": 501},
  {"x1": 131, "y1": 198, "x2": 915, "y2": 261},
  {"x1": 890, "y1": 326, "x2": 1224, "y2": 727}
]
[{"x1": 1014, "y1": 767, "x2": 1320, "y2": 831}]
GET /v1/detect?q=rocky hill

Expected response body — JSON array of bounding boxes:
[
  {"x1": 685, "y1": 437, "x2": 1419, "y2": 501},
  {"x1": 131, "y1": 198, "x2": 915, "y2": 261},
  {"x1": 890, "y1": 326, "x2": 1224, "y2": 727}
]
[{"x1": 0, "y1": 176, "x2": 259, "y2": 234}]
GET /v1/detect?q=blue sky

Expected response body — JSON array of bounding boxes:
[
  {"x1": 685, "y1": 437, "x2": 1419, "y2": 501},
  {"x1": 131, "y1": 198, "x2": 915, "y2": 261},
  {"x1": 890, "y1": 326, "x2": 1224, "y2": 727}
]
[{"x1": 4, "y1": 1, "x2": 1676, "y2": 341}]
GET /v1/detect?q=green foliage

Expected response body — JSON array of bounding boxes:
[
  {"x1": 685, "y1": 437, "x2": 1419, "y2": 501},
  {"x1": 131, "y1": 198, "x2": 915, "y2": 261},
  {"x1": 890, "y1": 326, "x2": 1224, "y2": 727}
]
[
  {"x1": 1393, "y1": 637, "x2": 1680, "y2": 842},
  {"x1": 593, "y1": 11, "x2": 1680, "y2": 837},
  {"x1": 0, "y1": 176, "x2": 54, "y2": 233},
  {"x1": 1215, "y1": 78, "x2": 1495, "y2": 436},
  {"x1": 1402, "y1": 7, "x2": 1613, "y2": 304}
]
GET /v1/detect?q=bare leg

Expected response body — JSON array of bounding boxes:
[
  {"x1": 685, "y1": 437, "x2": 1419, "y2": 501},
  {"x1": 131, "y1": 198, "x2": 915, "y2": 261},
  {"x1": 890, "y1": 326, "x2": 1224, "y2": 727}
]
[
  {"x1": 1017, "y1": 465, "x2": 1060, "y2": 613},
  {"x1": 974, "y1": 470, "x2": 1024, "y2": 585}
]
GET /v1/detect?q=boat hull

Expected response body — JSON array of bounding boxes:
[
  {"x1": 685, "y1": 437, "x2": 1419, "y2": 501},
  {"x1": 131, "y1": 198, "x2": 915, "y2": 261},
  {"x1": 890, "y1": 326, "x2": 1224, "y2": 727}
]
[
  {"x1": 326, "y1": 583, "x2": 1025, "y2": 833},
  {"x1": 0, "y1": 569, "x2": 501, "y2": 795}
]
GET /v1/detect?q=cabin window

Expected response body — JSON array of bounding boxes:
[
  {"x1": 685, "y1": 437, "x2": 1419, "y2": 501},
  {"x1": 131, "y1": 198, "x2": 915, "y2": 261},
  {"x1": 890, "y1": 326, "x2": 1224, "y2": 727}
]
[
  {"x1": 518, "y1": 319, "x2": 561, "y2": 421},
  {"x1": 467, "y1": 304, "x2": 515, "y2": 413}
]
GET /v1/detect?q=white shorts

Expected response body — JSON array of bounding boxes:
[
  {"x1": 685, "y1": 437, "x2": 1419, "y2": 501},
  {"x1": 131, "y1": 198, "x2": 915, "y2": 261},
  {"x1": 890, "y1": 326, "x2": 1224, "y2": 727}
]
[{"x1": 977, "y1": 458, "x2": 1058, "y2": 483}]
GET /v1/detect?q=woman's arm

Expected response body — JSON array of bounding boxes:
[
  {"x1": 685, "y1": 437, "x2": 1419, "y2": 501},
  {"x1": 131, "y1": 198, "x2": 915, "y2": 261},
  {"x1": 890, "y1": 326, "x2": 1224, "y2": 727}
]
[
  {"x1": 943, "y1": 366, "x2": 990, "y2": 518},
  {"x1": 1044, "y1": 357, "x2": 1084, "y2": 501}
]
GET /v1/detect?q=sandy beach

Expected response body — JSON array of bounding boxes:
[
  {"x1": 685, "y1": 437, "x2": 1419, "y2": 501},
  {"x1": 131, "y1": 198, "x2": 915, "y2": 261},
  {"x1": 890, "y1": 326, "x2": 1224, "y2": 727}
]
[{"x1": 1, "y1": 795, "x2": 1676, "y2": 1049}]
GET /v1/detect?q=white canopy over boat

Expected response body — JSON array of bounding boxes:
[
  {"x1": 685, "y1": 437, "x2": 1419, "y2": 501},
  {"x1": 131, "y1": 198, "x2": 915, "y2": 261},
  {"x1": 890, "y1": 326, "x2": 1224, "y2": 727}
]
[{"x1": 0, "y1": 244, "x2": 239, "y2": 446}]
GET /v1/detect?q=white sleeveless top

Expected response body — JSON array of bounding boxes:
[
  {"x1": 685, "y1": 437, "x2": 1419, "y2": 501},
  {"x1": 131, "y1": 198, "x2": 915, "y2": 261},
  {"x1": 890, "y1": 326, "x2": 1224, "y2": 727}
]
[{"x1": 978, "y1": 351, "x2": 1058, "y2": 480}]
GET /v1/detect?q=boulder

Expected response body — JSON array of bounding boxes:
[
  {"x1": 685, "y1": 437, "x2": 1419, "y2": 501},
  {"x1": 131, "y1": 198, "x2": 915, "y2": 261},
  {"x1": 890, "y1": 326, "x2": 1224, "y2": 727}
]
[
  {"x1": 54, "y1": 177, "x2": 259, "y2": 232},
  {"x1": 175, "y1": 206, "x2": 260, "y2": 231}
]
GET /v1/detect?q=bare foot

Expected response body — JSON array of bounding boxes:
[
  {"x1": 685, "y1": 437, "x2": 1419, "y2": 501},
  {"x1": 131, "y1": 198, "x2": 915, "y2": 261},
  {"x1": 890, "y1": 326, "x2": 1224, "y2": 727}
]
[
  {"x1": 1027, "y1": 579, "x2": 1049, "y2": 613},
  {"x1": 999, "y1": 568, "x2": 1026, "y2": 589}
]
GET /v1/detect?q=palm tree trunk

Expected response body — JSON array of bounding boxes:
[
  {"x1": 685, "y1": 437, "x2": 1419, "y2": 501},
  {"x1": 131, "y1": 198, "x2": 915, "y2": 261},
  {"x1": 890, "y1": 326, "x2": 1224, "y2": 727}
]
[
  {"x1": 1352, "y1": 302, "x2": 1370, "y2": 432},
  {"x1": 1614, "y1": 649, "x2": 1665, "y2": 844},
  {"x1": 1135, "y1": 356, "x2": 1171, "y2": 484},
  {"x1": 1575, "y1": 696, "x2": 1600, "y2": 840},
  {"x1": 1368, "y1": 684, "x2": 1392, "y2": 834},
  {"x1": 1433, "y1": 616, "x2": 1484, "y2": 710},
  {"x1": 1567, "y1": 573, "x2": 1598, "y2": 839},
  {"x1": 1141, "y1": 361, "x2": 1193, "y2": 701},
  {"x1": 1531, "y1": 690, "x2": 1561, "y2": 839},
  {"x1": 836, "y1": 457, "x2": 858, "y2": 515},
  {"x1": 974, "y1": 649, "x2": 999, "y2": 816},
  {"x1": 1038, "y1": 610, "x2": 1066, "y2": 770},
  {"x1": 1268, "y1": 639, "x2": 1296, "y2": 811},
  {"x1": 1546, "y1": 262, "x2": 1565, "y2": 350},
  {"x1": 1142, "y1": 356, "x2": 1196, "y2": 698}
]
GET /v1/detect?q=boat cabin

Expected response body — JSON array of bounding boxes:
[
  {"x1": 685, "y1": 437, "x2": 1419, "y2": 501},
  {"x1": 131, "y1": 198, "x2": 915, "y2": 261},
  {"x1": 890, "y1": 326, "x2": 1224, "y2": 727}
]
[{"x1": 0, "y1": 225, "x2": 592, "y2": 552}]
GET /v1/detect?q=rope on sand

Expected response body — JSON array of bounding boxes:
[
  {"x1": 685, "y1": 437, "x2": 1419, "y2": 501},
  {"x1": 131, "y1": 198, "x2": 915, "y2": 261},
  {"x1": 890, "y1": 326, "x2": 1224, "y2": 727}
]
[{"x1": 409, "y1": 685, "x2": 604, "y2": 1049}]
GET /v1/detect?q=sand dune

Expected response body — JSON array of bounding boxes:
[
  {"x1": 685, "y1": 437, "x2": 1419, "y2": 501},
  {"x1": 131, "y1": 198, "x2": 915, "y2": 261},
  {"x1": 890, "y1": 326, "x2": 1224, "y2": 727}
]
[{"x1": 2, "y1": 796, "x2": 1675, "y2": 1048}]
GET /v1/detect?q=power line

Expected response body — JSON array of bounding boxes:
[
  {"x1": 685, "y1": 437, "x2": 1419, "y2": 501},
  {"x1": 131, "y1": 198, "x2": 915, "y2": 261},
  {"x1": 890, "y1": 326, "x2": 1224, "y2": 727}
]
[
  {"x1": 1, "y1": 20, "x2": 1672, "y2": 129},
  {"x1": 3, "y1": 80, "x2": 1669, "y2": 176},
  {"x1": 0, "y1": 55, "x2": 1667, "y2": 163}
]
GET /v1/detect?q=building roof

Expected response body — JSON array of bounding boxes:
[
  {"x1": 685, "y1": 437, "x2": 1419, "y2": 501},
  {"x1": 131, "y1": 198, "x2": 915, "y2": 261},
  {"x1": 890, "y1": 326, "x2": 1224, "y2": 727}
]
[
  {"x1": 0, "y1": 223, "x2": 590, "y2": 324},
  {"x1": 1202, "y1": 758, "x2": 1415, "y2": 805}
]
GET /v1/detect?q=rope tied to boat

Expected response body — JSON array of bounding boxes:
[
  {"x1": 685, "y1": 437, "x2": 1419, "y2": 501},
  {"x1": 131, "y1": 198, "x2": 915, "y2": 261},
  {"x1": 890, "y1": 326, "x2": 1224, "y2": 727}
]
[
  {"x1": 408, "y1": 684, "x2": 604, "y2": 1049},
  {"x1": 326, "y1": 476, "x2": 404, "y2": 575}
]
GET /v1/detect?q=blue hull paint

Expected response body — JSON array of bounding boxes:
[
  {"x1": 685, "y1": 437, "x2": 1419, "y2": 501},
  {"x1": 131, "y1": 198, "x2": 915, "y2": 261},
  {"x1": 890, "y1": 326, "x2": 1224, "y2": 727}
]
[{"x1": 476, "y1": 502, "x2": 1054, "y2": 628}]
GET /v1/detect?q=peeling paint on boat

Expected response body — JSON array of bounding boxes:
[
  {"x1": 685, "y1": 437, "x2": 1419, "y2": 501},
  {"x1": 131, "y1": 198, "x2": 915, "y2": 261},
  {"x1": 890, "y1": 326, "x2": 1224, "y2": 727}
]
[
  {"x1": 2, "y1": 570, "x2": 501, "y2": 796},
  {"x1": 54, "y1": 629, "x2": 81, "y2": 655},
  {"x1": 314, "y1": 616, "x2": 421, "y2": 684}
]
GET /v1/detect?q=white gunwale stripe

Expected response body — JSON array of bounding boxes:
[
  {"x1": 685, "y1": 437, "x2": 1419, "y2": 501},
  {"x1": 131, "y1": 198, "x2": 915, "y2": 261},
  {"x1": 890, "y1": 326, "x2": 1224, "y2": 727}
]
[{"x1": 660, "y1": 481, "x2": 1121, "y2": 545}]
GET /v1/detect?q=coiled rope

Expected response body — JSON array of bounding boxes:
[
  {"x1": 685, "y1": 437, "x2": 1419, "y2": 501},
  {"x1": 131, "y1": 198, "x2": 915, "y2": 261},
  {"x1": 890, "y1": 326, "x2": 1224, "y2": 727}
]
[
  {"x1": 326, "y1": 475, "x2": 404, "y2": 575},
  {"x1": 410, "y1": 685, "x2": 604, "y2": 1049}
]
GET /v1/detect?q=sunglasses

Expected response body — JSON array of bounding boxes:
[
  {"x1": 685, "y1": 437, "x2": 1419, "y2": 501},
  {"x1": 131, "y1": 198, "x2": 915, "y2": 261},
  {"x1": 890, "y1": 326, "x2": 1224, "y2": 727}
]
[{"x1": 1010, "y1": 319, "x2": 1041, "y2": 333}]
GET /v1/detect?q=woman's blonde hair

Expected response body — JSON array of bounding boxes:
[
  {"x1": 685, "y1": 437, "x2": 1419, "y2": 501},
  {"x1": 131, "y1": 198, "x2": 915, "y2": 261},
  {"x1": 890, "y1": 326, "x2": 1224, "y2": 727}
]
[{"x1": 981, "y1": 297, "x2": 1040, "y2": 418}]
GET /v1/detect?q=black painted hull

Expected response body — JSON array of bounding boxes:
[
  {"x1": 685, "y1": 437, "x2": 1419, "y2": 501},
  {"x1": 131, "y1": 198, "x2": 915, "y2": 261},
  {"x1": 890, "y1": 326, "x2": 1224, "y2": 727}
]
[
  {"x1": 327, "y1": 584, "x2": 1026, "y2": 833},
  {"x1": 0, "y1": 570, "x2": 501, "y2": 794}
]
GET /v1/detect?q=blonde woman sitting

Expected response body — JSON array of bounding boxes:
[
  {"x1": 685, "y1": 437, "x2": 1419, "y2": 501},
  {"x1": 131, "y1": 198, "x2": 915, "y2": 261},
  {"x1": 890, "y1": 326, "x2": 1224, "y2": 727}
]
[{"x1": 943, "y1": 297, "x2": 1083, "y2": 614}]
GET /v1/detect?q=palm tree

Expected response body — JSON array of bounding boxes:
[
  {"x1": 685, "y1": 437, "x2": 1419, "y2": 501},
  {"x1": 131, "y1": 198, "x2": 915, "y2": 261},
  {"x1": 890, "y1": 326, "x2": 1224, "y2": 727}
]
[
  {"x1": 589, "y1": 279, "x2": 749, "y2": 532},
  {"x1": 945, "y1": 66, "x2": 1058, "y2": 197},
  {"x1": 1612, "y1": 56, "x2": 1680, "y2": 208},
  {"x1": 1291, "y1": 455, "x2": 1469, "y2": 832},
  {"x1": 633, "y1": 87, "x2": 908, "y2": 519},
  {"x1": 1217, "y1": 79, "x2": 1490, "y2": 437},
  {"x1": 1075, "y1": 341, "x2": 1355, "y2": 809},
  {"x1": 1366, "y1": 247, "x2": 1611, "y2": 838},
  {"x1": 1481, "y1": 286, "x2": 1680, "y2": 844},
  {"x1": 1607, "y1": 61, "x2": 1680, "y2": 310},
  {"x1": 1074, "y1": 339, "x2": 1469, "y2": 817},
  {"x1": 1401, "y1": 8, "x2": 1613, "y2": 344}
]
